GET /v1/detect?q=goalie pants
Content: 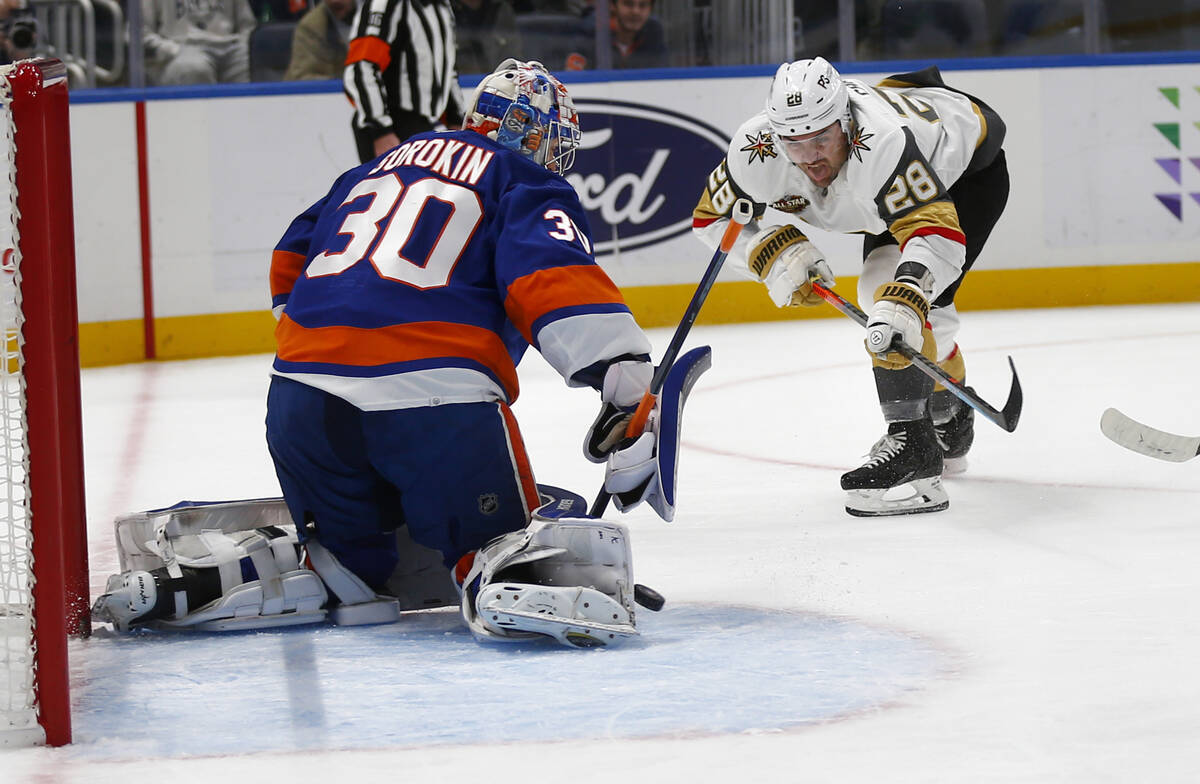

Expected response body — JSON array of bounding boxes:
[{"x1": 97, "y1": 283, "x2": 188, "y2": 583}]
[{"x1": 265, "y1": 376, "x2": 541, "y2": 589}]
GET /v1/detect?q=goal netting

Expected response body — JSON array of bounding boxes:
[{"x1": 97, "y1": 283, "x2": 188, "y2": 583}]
[{"x1": 0, "y1": 58, "x2": 88, "y2": 749}]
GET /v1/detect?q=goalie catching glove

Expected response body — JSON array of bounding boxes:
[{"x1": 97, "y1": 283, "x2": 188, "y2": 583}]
[
  {"x1": 866, "y1": 279, "x2": 937, "y2": 370},
  {"x1": 746, "y1": 224, "x2": 834, "y2": 307}
]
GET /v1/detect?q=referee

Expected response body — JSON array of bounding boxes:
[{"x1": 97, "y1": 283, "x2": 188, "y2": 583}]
[{"x1": 343, "y1": 0, "x2": 467, "y2": 163}]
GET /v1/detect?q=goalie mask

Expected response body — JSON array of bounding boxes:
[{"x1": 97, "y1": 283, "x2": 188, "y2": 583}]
[
  {"x1": 465, "y1": 58, "x2": 580, "y2": 174},
  {"x1": 765, "y1": 57, "x2": 850, "y2": 138}
]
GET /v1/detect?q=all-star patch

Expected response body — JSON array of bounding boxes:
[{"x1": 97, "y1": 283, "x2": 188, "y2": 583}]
[
  {"x1": 771, "y1": 195, "x2": 810, "y2": 213},
  {"x1": 740, "y1": 131, "x2": 777, "y2": 164}
]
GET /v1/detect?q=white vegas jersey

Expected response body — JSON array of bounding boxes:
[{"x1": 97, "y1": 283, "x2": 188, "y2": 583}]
[{"x1": 694, "y1": 67, "x2": 1004, "y2": 293}]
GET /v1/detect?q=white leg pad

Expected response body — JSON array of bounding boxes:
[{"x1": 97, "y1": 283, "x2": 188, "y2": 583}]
[
  {"x1": 101, "y1": 499, "x2": 335, "y2": 631},
  {"x1": 157, "y1": 570, "x2": 329, "y2": 632},
  {"x1": 304, "y1": 538, "x2": 401, "y2": 626},
  {"x1": 461, "y1": 517, "x2": 638, "y2": 648},
  {"x1": 476, "y1": 583, "x2": 636, "y2": 648}
]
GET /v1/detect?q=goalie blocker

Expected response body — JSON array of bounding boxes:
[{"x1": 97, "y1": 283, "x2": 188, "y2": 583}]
[{"x1": 603, "y1": 345, "x2": 713, "y2": 522}]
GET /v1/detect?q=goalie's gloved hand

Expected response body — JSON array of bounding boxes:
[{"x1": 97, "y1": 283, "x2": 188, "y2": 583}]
[
  {"x1": 582, "y1": 360, "x2": 652, "y2": 463},
  {"x1": 604, "y1": 429, "x2": 662, "y2": 514},
  {"x1": 865, "y1": 280, "x2": 936, "y2": 370},
  {"x1": 747, "y1": 224, "x2": 834, "y2": 307}
]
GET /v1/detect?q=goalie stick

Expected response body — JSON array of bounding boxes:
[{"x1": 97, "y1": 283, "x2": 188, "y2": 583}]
[
  {"x1": 1100, "y1": 408, "x2": 1200, "y2": 462},
  {"x1": 590, "y1": 198, "x2": 755, "y2": 518},
  {"x1": 810, "y1": 281, "x2": 1023, "y2": 433}
]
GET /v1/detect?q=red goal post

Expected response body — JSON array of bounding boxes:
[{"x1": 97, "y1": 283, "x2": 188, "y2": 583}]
[{"x1": 0, "y1": 59, "x2": 89, "y2": 748}]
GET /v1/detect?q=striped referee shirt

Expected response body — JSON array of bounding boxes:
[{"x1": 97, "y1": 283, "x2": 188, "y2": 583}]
[{"x1": 344, "y1": 0, "x2": 466, "y2": 139}]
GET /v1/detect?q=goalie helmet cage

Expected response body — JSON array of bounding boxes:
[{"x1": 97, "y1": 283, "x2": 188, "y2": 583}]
[{"x1": 0, "y1": 59, "x2": 89, "y2": 748}]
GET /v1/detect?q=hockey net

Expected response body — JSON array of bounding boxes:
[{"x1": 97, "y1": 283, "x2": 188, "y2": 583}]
[{"x1": 0, "y1": 59, "x2": 88, "y2": 748}]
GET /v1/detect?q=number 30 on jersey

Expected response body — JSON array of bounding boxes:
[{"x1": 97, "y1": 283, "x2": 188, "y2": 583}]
[{"x1": 308, "y1": 174, "x2": 482, "y2": 289}]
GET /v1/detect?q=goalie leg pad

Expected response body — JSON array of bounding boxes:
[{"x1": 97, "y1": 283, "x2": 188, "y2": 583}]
[
  {"x1": 304, "y1": 538, "x2": 402, "y2": 626},
  {"x1": 460, "y1": 516, "x2": 637, "y2": 648},
  {"x1": 96, "y1": 499, "x2": 331, "y2": 632},
  {"x1": 92, "y1": 525, "x2": 329, "y2": 632},
  {"x1": 476, "y1": 584, "x2": 637, "y2": 648}
]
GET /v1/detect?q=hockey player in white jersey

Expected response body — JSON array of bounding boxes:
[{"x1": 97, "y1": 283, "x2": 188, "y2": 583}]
[{"x1": 693, "y1": 58, "x2": 1009, "y2": 516}]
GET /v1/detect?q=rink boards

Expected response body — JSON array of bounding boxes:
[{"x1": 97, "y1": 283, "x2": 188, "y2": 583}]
[{"x1": 61, "y1": 55, "x2": 1200, "y2": 366}]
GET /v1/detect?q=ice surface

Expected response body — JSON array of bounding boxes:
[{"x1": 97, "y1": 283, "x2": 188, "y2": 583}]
[{"x1": 6, "y1": 303, "x2": 1200, "y2": 783}]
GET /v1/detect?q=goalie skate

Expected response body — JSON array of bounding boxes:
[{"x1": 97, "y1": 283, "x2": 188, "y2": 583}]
[
  {"x1": 461, "y1": 515, "x2": 639, "y2": 648},
  {"x1": 841, "y1": 418, "x2": 948, "y2": 517},
  {"x1": 475, "y1": 584, "x2": 636, "y2": 648}
]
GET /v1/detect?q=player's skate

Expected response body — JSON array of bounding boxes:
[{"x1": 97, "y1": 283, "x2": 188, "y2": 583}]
[
  {"x1": 840, "y1": 417, "x2": 948, "y2": 516},
  {"x1": 931, "y1": 389, "x2": 975, "y2": 474},
  {"x1": 92, "y1": 570, "x2": 161, "y2": 631}
]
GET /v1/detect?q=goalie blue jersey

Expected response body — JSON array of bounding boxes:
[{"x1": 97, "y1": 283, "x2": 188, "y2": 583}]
[{"x1": 269, "y1": 129, "x2": 650, "y2": 409}]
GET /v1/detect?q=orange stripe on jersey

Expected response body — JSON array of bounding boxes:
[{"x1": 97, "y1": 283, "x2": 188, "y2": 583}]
[
  {"x1": 270, "y1": 249, "x2": 306, "y2": 299},
  {"x1": 497, "y1": 402, "x2": 540, "y2": 517},
  {"x1": 346, "y1": 36, "x2": 391, "y2": 70},
  {"x1": 274, "y1": 315, "x2": 520, "y2": 400},
  {"x1": 504, "y1": 265, "x2": 627, "y2": 343}
]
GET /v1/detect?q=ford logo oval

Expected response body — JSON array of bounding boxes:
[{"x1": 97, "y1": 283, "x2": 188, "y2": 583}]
[{"x1": 568, "y1": 99, "x2": 729, "y2": 255}]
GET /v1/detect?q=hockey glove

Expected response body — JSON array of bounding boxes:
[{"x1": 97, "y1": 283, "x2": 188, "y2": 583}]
[
  {"x1": 746, "y1": 224, "x2": 834, "y2": 307},
  {"x1": 583, "y1": 360, "x2": 653, "y2": 463},
  {"x1": 866, "y1": 281, "x2": 937, "y2": 370},
  {"x1": 605, "y1": 429, "x2": 665, "y2": 516}
]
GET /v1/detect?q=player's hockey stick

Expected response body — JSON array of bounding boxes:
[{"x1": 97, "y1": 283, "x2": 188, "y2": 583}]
[
  {"x1": 589, "y1": 198, "x2": 755, "y2": 518},
  {"x1": 810, "y1": 281, "x2": 1023, "y2": 433},
  {"x1": 1100, "y1": 407, "x2": 1200, "y2": 462}
]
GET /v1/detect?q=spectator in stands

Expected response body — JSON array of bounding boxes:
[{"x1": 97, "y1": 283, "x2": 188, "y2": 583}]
[
  {"x1": 285, "y1": 0, "x2": 356, "y2": 80},
  {"x1": 0, "y1": 0, "x2": 37, "y2": 66},
  {"x1": 252, "y1": 0, "x2": 312, "y2": 22},
  {"x1": 452, "y1": 0, "x2": 521, "y2": 76},
  {"x1": 344, "y1": 0, "x2": 465, "y2": 163},
  {"x1": 142, "y1": 0, "x2": 257, "y2": 84},
  {"x1": 608, "y1": 0, "x2": 666, "y2": 68}
]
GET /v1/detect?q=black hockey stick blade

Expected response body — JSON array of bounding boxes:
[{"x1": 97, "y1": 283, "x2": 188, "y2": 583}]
[
  {"x1": 1100, "y1": 407, "x2": 1200, "y2": 462},
  {"x1": 901, "y1": 346, "x2": 1022, "y2": 433},
  {"x1": 811, "y1": 281, "x2": 1022, "y2": 433}
]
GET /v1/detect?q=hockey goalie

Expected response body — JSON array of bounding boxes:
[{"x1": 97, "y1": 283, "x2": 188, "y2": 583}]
[{"x1": 94, "y1": 59, "x2": 708, "y2": 649}]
